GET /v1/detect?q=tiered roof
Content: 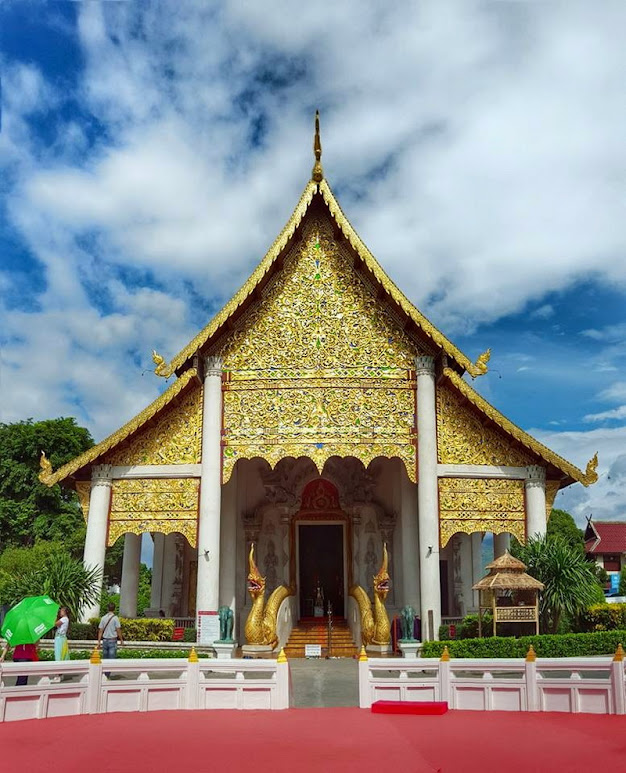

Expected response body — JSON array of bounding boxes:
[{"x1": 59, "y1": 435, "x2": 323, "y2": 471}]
[{"x1": 41, "y1": 114, "x2": 597, "y2": 490}]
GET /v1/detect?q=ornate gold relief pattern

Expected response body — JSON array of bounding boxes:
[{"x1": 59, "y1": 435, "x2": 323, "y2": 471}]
[
  {"x1": 440, "y1": 367, "x2": 589, "y2": 484},
  {"x1": 219, "y1": 218, "x2": 417, "y2": 482},
  {"x1": 75, "y1": 481, "x2": 91, "y2": 522},
  {"x1": 104, "y1": 385, "x2": 203, "y2": 466},
  {"x1": 43, "y1": 369, "x2": 199, "y2": 486},
  {"x1": 108, "y1": 478, "x2": 199, "y2": 547},
  {"x1": 439, "y1": 478, "x2": 526, "y2": 547},
  {"x1": 545, "y1": 480, "x2": 561, "y2": 521},
  {"x1": 437, "y1": 386, "x2": 533, "y2": 467}
]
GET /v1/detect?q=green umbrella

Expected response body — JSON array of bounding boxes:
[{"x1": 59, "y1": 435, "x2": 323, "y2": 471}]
[{"x1": 1, "y1": 596, "x2": 60, "y2": 646}]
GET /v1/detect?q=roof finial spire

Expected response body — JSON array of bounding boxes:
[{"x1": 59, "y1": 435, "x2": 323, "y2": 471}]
[{"x1": 312, "y1": 109, "x2": 323, "y2": 182}]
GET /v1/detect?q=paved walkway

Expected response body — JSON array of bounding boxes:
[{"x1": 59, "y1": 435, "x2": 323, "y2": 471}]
[{"x1": 289, "y1": 657, "x2": 359, "y2": 707}]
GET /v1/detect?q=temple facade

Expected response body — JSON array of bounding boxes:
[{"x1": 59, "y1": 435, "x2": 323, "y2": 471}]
[{"x1": 41, "y1": 117, "x2": 598, "y2": 645}]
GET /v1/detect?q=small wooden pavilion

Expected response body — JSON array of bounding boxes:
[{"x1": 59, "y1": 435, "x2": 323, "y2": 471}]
[{"x1": 473, "y1": 551, "x2": 544, "y2": 637}]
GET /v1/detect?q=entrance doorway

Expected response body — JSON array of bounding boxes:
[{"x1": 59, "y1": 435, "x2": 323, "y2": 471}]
[{"x1": 298, "y1": 524, "x2": 344, "y2": 618}]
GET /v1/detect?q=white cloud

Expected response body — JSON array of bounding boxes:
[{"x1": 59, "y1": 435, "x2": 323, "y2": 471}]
[
  {"x1": 1, "y1": 1, "x2": 626, "y2": 455},
  {"x1": 530, "y1": 305, "x2": 555, "y2": 320},
  {"x1": 531, "y1": 425, "x2": 626, "y2": 525},
  {"x1": 584, "y1": 406, "x2": 626, "y2": 423}
]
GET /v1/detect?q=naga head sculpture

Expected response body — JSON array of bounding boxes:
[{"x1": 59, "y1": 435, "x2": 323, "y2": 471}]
[
  {"x1": 373, "y1": 542, "x2": 390, "y2": 601},
  {"x1": 247, "y1": 543, "x2": 266, "y2": 600}
]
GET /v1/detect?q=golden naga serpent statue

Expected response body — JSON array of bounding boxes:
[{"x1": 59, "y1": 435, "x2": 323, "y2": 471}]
[
  {"x1": 349, "y1": 543, "x2": 391, "y2": 646},
  {"x1": 245, "y1": 543, "x2": 293, "y2": 648}
]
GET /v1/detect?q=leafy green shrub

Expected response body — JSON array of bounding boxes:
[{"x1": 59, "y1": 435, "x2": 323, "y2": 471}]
[
  {"x1": 422, "y1": 629, "x2": 626, "y2": 658},
  {"x1": 438, "y1": 625, "x2": 451, "y2": 640},
  {"x1": 36, "y1": 648, "x2": 210, "y2": 660},
  {"x1": 69, "y1": 621, "x2": 98, "y2": 640},
  {"x1": 183, "y1": 627, "x2": 197, "y2": 643},
  {"x1": 88, "y1": 617, "x2": 174, "y2": 642},
  {"x1": 579, "y1": 604, "x2": 626, "y2": 632},
  {"x1": 619, "y1": 568, "x2": 626, "y2": 596}
]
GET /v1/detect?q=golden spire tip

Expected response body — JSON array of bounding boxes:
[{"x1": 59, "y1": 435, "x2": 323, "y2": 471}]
[{"x1": 312, "y1": 109, "x2": 323, "y2": 182}]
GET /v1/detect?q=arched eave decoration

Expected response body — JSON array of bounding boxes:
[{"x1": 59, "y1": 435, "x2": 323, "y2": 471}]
[
  {"x1": 106, "y1": 478, "x2": 199, "y2": 548},
  {"x1": 438, "y1": 477, "x2": 526, "y2": 548},
  {"x1": 222, "y1": 450, "x2": 416, "y2": 486}
]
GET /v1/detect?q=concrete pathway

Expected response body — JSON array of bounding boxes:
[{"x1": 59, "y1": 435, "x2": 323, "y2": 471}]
[{"x1": 289, "y1": 658, "x2": 359, "y2": 708}]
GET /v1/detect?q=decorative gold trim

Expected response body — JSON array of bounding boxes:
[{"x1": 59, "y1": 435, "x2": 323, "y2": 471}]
[
  {"x1": 581, "y1": 452, "x2": 599, "y2": 486},
  {"x1": 153, "y1": 182, "x2": 318, "y2": 378},
  {"x1": 155, "y1": 175, "x2": 483, "y2": 379},
  {"x1": 442, "y1": 367, "x2": 590, "y2": 485},
  {"x1": 75, "y1": 481, "x2": 91, "y2": 522},
  {"x1": 318, "y1": 179, "x2": 483, "y2": 376},
  {"x1": 38, "y1": 451, "x2": 53, "y2": 484},
  {"x1": 545, "y1": 480, "x2": 561, "y2": 520},
  {"x1": 473, "y1": 348, "x2": 491, "y2": 376},
  {"x1": 43, "y1": 368, "x2": 198, "y2": 486}
]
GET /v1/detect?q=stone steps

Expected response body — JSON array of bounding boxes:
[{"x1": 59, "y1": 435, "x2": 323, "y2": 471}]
[{"x1": 285, "y1": 619, "x2": 358, "y2": 658}]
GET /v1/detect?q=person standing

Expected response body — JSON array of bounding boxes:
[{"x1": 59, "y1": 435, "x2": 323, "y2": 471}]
[
  {"x1": 0, "y1": 641, "x2": 39, "y2": 685},
  {"x1": 97, "y1": 603, "x2": 124, "y2": 659},
  {"x1": 53, "y1": 607, "x2": 70, "y2": 661}
]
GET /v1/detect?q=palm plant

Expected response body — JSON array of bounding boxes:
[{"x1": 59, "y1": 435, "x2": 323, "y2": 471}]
[
  {"x1": 1, "y1": 554, "x2": 101, "y2": 621},
  {"x1": 516, "y1": 534, "x2": 603, "y2": 633}
]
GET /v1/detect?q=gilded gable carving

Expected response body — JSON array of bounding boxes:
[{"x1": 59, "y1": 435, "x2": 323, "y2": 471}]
[
  {"x1": 217, "y1": 216, "x2": 418, "y2": 482},
  {"x1": 436, "y1": 386, "x2": 533, "y2": 467},
  {"x1": 439, "y1": 478, "x2": 526, "y2": 547},
  {"x1": 104, "y1": 385, "x2": 203, "y2": 466},
  {"x1": 108, "y1": 478, "x2": 199, "y2": 547}
]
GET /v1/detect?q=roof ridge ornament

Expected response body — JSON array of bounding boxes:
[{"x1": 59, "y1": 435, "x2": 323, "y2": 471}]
[
  {"x1": 312, "y1": 110, "x2": 323, "y2": 183},
  {"x1": 582, "y1": 452, "x2": 599, "y2": 486},
  {"x1": 472, "y1": 348, "x2": 491, "y2": 377}
]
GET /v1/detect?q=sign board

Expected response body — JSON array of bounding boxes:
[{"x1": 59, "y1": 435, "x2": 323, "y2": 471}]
[
  {"x1": 610, "y1": 573, "x2": 620, "y2": 594},
  {"x1": 305, "y1": 644, "x2": 322, "y2": 658},
  {"x1": 197, "y1": 610, "x2": 220, "y2": 644}
]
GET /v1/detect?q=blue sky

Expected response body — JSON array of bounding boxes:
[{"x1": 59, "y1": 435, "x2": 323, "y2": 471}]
[{"x1": 1, "y1": 1, "x2": 625, "y2": 527}]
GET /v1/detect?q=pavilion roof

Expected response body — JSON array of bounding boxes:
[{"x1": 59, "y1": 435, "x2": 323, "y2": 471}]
[{"x1": 473, "y1": 550, "x2": 545, "y2": 591}]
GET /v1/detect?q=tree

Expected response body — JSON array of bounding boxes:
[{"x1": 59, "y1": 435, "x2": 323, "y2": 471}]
[
  {"x1": 0, "y1": 553, "x2": 101, "y2": 620},
  {"x1": 0, "y1": 418, "x2": 93, "y2": 549},
  {"x1": 516, "y1": 534, "x2": 604, "y2": 634},
  {"x1": 619, "y1": 567, "x2": 626, "y2": 596},
  {"x1": 547, "y1": 509, "x2": 585, "y2": 552}
]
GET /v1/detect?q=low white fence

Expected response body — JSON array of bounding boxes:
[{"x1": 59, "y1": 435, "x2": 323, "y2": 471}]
[
  {"x1": 0, "y1": 656, "x2": 290, "y2": 722},
  {"x1": 359, "y1": 655, "x2": 626, "y2": 714}
]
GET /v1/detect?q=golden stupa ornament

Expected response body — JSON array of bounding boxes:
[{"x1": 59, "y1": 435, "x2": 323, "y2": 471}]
[{"x1": 312, "y1": 110, "x2": 323, "y2": 182}]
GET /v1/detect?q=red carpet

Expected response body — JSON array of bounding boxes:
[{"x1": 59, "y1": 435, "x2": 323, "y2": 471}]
[
  {"x1": 372, "y1": 700, "x2": 448, "y2": 715},
  {"x1": 1, "y1": 708, "x2": 625, "y2": 772}
]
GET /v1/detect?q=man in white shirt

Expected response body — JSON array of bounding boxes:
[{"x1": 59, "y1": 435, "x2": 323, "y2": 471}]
[{"x1": 97, "y1": 603, "x2": 124, "y2": 659}]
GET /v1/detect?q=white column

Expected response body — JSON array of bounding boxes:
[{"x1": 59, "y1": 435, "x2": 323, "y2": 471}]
[
  {"x1": 196, "y1": 356, "x2": 223, "y2": 617},
  {"x1": 400, "y1": 470, "x2": 420, "y2": 611},
  {"x1": 457, "y1": 533, "x2": 474, "y2": 617},
  {"x1": 219, "y1": 467, "x2": 237, "y2": 638},
  {"x1": 493, "y1": 532, "x2": 511, "y2": 558},
  {"x1": 81, "y1": 464, "x2": 112, "y2": 622},
  {"x1": 526, "y1": 465, "x2": 547, "y2": 539},
  {"x1": 471, "y1": 532, "x2": 483, "y2": 610},
  {"x1": 119, "y1": 533, "x2": 141, "y2": 618},
  {"x1": 416, "y1": 355, "x2": 441, "y2": 641},
  {"x1": 161, "y1": 533, "x2": 178, "y2": 615},
  {"x1": 150, "y1": 533, "x2": 165, "y2": 612}
]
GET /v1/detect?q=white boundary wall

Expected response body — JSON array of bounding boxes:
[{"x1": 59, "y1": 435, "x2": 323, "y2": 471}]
[
  {"x1": 359, "y1": 656, "x2": 626, "y2": 714},
  {"x1": 0, "y1": 657, "x2": 290, "y2": 722}
]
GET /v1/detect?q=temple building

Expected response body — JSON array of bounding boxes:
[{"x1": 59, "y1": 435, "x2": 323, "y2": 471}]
[{"x1": 40, "y1": 115, "x2": 598, "y2": 645}]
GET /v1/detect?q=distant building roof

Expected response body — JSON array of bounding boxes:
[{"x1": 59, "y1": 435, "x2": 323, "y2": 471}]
[{"x1": 584, "y1": 521, "x2": 626, "y2": 555}]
